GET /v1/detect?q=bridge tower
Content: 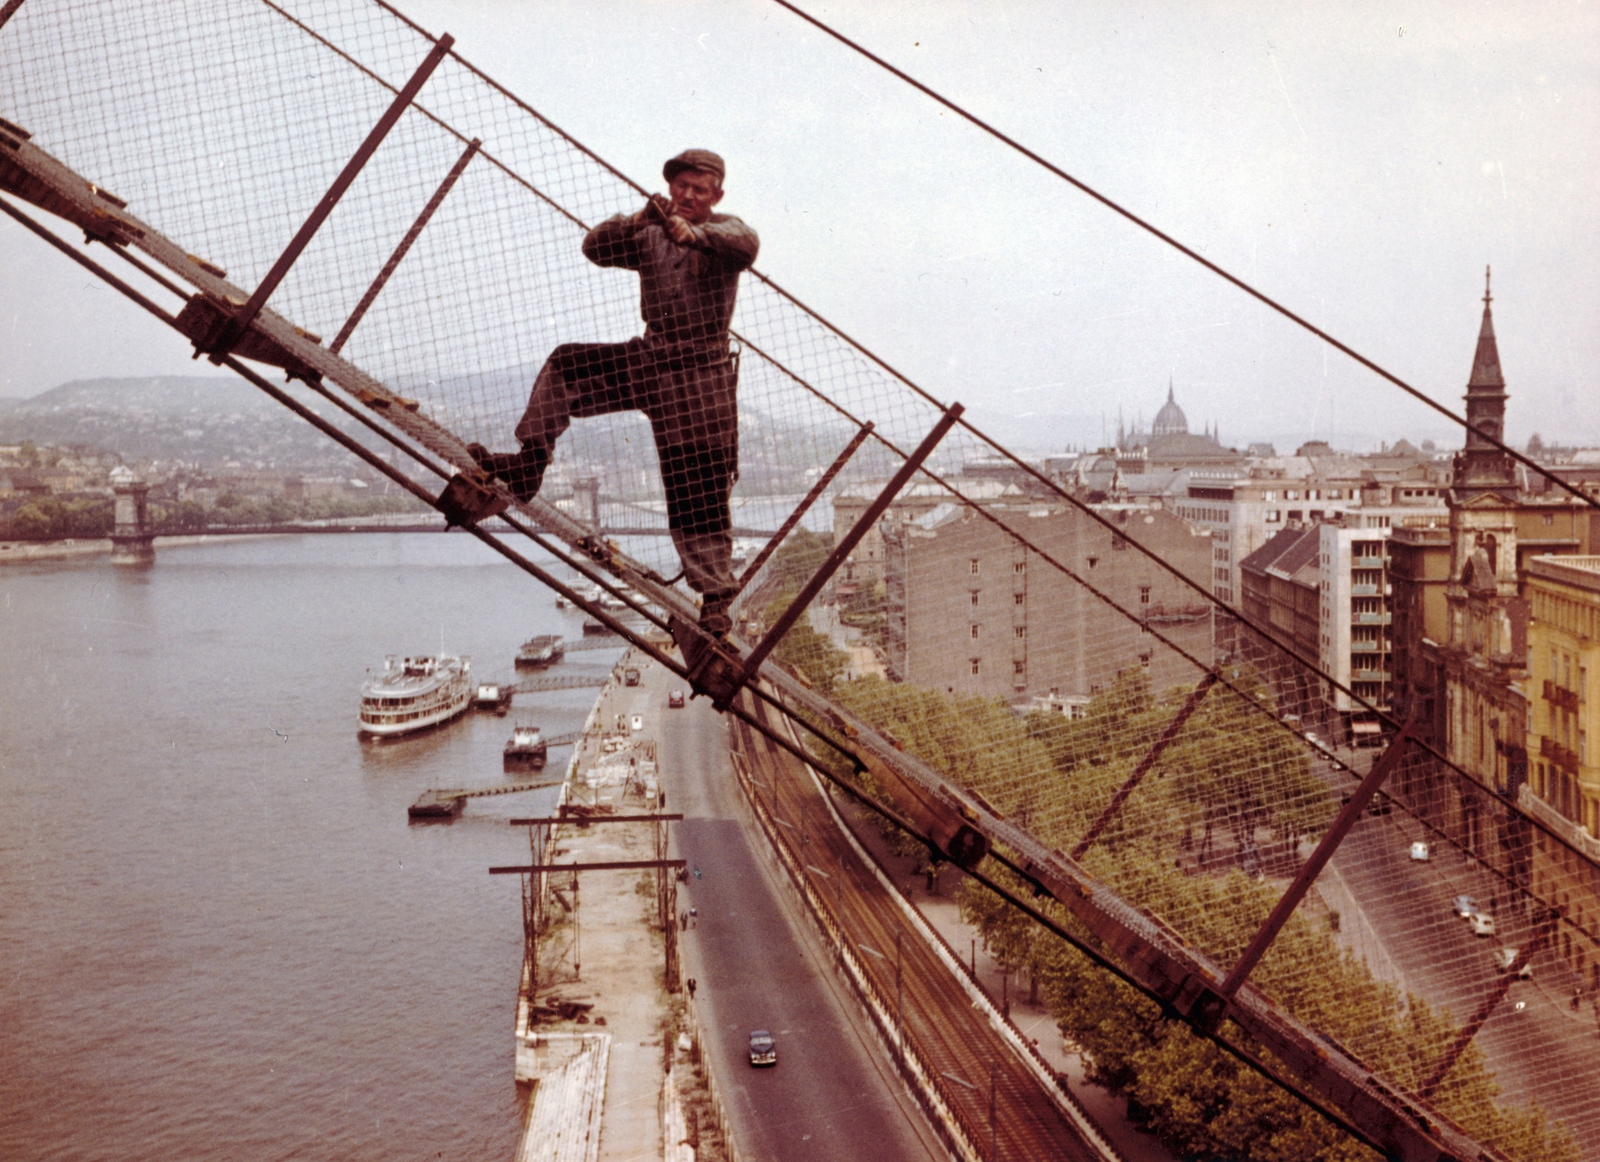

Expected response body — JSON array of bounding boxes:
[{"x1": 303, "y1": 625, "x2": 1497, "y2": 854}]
[{"x1": 108, "y1": 466, "x2": 155, "y2": 567}]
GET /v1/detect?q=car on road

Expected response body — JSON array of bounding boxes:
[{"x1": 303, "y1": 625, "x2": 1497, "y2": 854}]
[
  {"x1": 624, "y1": 667, "x2": 640, "y2": 687},
  {"x1": 630, "y1": 713, "x2": 644, "y2": 733},
  {"x1": 1470, "y1": 912, "x2": 1496, "y2": 937},
  {"x1": 1452, "y1": 895, "x2": 1481, "y2": 920},
  {"x1": 668, "y1": 689, "x2": 685, "y2": 709},
  {"x1": 1409, "y1": 841, "x2": 1431, "y2": 862},
  {"x1": 748, "y1": 1029, "x2": 777, "y2": 1067},
  {"x1": 1493, "y1": 947, "x2": 1532, "y2": 978}
]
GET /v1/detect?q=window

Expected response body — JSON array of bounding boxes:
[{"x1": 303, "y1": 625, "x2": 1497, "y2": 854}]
[
  {"x1": 970, "y1": 591, "x2": 980, "y2": 607},
  {"x1": 970, "y1": 659, "x2": 981, "y2": 675},
  {"x1": 1140, "y1": 585, "x2": 1151, "y2": 605},
  {"x1": 1013, "y1": 561, "x2": 1026, "y2": 574},
  {"x1": 1014, "y1": 625, "x2": 1026, "y2": 639},
  {"x1": 969, "y1": 558, "x2": 980, "y2": 575},
  {"x1": 1014, "y1": 592, "x2": 1025, "y2": 605},
  {"x1": 1112, "y1": 536, "x2": 1127, "y2": 551},
  {"x1": 1266, "y1": 509, "x2": 1281, "y2": 523},
  {"x1": 1013, "y1": 660, "x2": 1026, "y2": 674},
  {"x1": 970, "y1": 624, "x2": 980, "y2": 639}
]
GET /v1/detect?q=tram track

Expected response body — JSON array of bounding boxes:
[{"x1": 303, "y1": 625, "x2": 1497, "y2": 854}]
[{"x1": 730, "y1": 692, "x2": 1113, "y2": 1162}]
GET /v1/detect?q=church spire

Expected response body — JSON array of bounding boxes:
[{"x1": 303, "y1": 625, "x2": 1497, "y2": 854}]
[
  {"x1": 1468, "y1": 265, "x2": 1505, "y2": 392},
  {"x1": 1451, "y1": 265, "x2": 1516, "y2": 500}
]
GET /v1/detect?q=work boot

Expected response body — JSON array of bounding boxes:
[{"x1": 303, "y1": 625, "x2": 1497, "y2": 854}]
[
  {"x1": 698, "y1": 591, "x2": 735, "y2": 638},
  {"x1": 467, "y1": 442, "x2": 547, "y2": 502}
]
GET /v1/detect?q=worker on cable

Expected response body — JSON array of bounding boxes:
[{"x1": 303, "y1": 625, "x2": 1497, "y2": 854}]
[{"x1": 470, "y1": 149, "x2": 757, "y2": 637}]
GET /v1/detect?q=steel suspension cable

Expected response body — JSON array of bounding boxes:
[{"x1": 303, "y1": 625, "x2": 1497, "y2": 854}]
[{"x1": 768, "y1": 0, "x2": 1598, "y2": 513}]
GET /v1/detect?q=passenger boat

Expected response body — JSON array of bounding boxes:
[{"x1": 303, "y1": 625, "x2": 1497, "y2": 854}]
[
  {"x1": 503, "y1": 724, "x2": 548, "y2": 771},
  {"x1": 358, "y1": 654, "x2": 472, "y2": 738},
  {"x1": 514, "y1": 634, "x2": 565, "y2": 668}
]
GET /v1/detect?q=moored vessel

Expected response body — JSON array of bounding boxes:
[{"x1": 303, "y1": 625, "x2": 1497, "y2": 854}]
[
  {"x1": 358, "y1": 654, "x2": 472, "y2": 738},
  {"x1": 515, "y1": 634, "x2": 565, "y2": 669},
  {"x1": 503, "y1": 724, "x2": 548, "y2": 771}
]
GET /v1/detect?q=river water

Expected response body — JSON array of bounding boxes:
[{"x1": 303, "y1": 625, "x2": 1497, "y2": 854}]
[{"x1": 0, "y1": 533, "x2": 623, "y2": 1160}]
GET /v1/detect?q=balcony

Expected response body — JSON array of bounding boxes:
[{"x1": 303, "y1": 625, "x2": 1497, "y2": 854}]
[
  {"x1": 1351, "y1": 584, "x2": 1381, "y2": 597},
  {"x1": 1353, "y1": 612, "x2": 1391, "y2": 625},
  {"x1": 1352, "y1": 669, "x2": 1391, "y2": 683},
  {"x1": 1353, "y1": 555, "x2": 1386, "y2": 569},
  {"x1": 1542, "y1": 679, "x2": 1580, "y2": 713},
  {"x1": 1349, "y1": 640, "x2": 1389, "y2": 653}
]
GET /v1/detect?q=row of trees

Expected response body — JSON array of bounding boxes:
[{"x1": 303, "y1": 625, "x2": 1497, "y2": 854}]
[{"x1": 799, "y1": 671, "x2": 1575, "y2": 1162}]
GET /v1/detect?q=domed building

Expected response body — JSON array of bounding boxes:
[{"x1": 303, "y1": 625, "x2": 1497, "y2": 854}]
[
  {"x1": 1116, "y1": 381, "x2": 1242, "y2": 472},
  {"x1": 1152, "y1": 385, "x2": 1189, "y2": 438}
]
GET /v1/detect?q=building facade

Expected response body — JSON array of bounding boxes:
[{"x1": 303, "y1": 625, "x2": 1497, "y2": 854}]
[
  {"x1": 881, "y1": 500, "x2": 1213, "y2": 704},
  {"x1": 1521, "y1": 555, "x2": 1600, "y2": 990}
]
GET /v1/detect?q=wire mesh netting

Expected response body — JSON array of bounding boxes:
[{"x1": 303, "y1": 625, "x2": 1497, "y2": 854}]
[{"x1": 3, "y1": 2, "x2": 1597, "y2": 1158}]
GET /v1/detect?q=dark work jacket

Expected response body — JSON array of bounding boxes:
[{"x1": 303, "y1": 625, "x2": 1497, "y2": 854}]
[{"x1": 582, "y1": 211, "x2": 759, "y2": 361}]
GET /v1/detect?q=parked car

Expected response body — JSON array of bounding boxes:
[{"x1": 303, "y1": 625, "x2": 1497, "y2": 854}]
[
  {"x1": 1452, "y1": 895, "x2": 1481, "y2": 920},
  {"x1": 1409, "y1": 841, "x2": 1431, "y2": 862},
  {"x1": 624, "y1": 667, "x2": 640, "y2": 687},
  {"x1": 1470, "y1": 912, "x2": 1496, "y2": 937},
  {"x1": 1493, "y1": 947, "x2": 1532, "y2": 978},
  {"x1": 668, "y1": 689, "x2": 685, "y2": 709},
  {"x1": 748, "y1": 1029, "x2": 777, "y2": 1067},
  {"x1": 630, "y1": 713, "x2": 644, "y2": 733}
]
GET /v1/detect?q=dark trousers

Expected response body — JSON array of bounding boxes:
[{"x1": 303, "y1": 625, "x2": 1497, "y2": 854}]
[{"x1": 515, "y1": 338, "x2": 739, "y2": 596}]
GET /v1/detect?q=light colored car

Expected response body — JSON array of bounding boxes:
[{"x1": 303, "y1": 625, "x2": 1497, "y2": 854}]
[
  {"x1": 1452, "y1": 895, "x2": 1480, "y2": 920},
  {"x1": 1492, "y1": 947, "x2": 1532, "y2": 978},
  {"x1": 1470, "y1": 912, "x2": 1496, "y2": 937},
  {"x1": 630, "y1": 713, "x2": 644, "y2": 733},
  {"x1": 1409, "y1": 841, "x2": 1430, "y2": 862},
  {"x1": 668, "y1": 689, "x2": 685, "y2": 708},
  {"x1": 748, "y1": 1029, "x2": 777, "y2": 1067}
]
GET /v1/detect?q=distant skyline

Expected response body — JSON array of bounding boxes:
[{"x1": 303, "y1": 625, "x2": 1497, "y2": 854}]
[{"x1": 3, "y1": 1, "x2": 1595, "y2": 455}]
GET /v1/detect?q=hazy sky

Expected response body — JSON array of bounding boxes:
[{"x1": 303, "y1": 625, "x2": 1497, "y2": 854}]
[{"x1": 2, "y1": 0, "x2": 1595, "y2": 452}]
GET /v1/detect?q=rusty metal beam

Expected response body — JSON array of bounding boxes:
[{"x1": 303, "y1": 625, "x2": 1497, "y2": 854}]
[
  {"x1": 1070, "y1": 670, "x2": 1218, "y2": 861},
  {"x1": 741, "y1": 405, "x2": 962, "y2": 679},
  {"x1": 1217, "y1": 723, "x2": 1417, "y2": 999},
  {"x1": 0, "y1": 0, "x2": 25, "y2": 32},
  {"x1": 329, "y1": 136, "x2": 479, "y2": 355},
  {"x1": 204, "y1": 33, "x2": 454, "y2": 355},
  {"x1": 736, "y1": 420, "x2": 874, "y2": 594}
]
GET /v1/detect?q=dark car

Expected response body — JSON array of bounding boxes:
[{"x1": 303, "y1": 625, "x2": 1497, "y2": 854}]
[
  {"x1": 668, "y1": 689, "x2": 685, "y2": 709},
  {"x1": 748, "y1": 1029, "x2": 777, "y2": 1067}
]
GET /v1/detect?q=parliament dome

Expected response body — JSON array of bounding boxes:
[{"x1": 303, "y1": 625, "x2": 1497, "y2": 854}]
[{"x1": 1152, "y1": 383, "x2": 1188, "y2": 437}]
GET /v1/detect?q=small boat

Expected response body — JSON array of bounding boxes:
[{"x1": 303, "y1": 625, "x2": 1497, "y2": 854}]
[
  {"x1": 359, "y1": 654, "x2": 472, "y2": 739},
  {"x1": 503, "y1": 724, "x2": 548, "y2": 771},
  {"x1": 474, "y1": 682, "x2": 512, "y2": 715},
  {"x1": 515, "y1": 634, "x2": 565, "y2": 668},
  {"x1": 582, "y1": 616, "x2": 615, "y2": 637}
]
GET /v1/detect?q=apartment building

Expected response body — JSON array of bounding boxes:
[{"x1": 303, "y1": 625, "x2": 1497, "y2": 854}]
[{"x1": 880, "y1": 500, "x2": 1213, "y2": 705}]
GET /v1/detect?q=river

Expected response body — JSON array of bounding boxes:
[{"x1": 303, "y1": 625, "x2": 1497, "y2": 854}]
[{"x1": 0, "y1": 533, "x2": 622, "y2": 1160}]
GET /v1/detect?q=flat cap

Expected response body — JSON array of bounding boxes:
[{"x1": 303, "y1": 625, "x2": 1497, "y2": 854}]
[{"x1": 663, "y1": 148, "x2": 725, "y2": 184}]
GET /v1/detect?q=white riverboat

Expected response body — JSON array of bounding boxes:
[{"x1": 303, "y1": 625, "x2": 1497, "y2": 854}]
[{"x1": 358, "y1": 654, "x2": 472, "y2": 738}]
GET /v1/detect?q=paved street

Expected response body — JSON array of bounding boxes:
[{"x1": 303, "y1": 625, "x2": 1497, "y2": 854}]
[
  {"x1": 607, "y1": 655, "x2": 943, "y2": 1162},
  {"x1": 1316, "y1": 750, "x2": 1599, "y2": 1155}
]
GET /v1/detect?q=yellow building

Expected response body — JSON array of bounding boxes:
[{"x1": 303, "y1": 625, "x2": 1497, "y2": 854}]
[{"x1": 1523, "y1": 554, "x2": 1600, "y2": 989}]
